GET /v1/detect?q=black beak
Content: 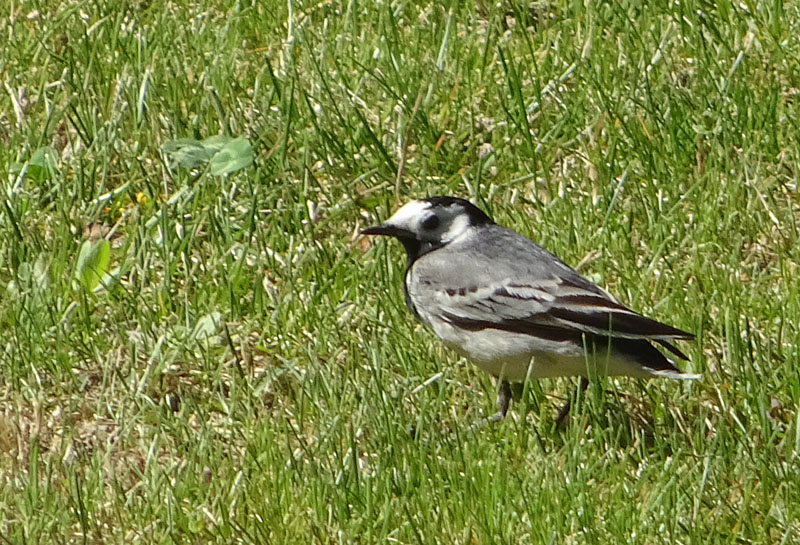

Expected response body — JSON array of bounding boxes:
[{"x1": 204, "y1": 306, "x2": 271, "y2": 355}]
[{"x1": 360, "y1": 224, "x2": 414, "y2": 238}]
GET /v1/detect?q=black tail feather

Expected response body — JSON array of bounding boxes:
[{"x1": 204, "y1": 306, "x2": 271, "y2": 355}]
[{"x1": 604, "y1": 337, "x2": 683, "y2": 374}]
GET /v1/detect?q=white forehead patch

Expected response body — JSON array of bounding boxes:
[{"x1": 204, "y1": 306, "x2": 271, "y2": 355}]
[{"x1": 385, "y1": 200, "x2": 431, "y2": 228}]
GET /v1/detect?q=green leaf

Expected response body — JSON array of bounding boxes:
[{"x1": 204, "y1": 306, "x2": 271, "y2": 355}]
[
  {"x1": 10, "y1": 147, "x2": 59, "y2": 183},
  {"x1": 161, "y1": 138, "x2": 217, "y2": 169},
  {"x1": 209, "y1": 137, "x2": 253, "y2": 176},
  {"x1": 199, "y1": 135, "x2": 233, "y2": 153},
  {"x1": 94, "y1": 265, "x2": 121, "y2": 294},
  {"x1": 191, "y1": 311, "x2": 224, "y2": 341},
  {"x1": 32, "y1": 254, "x2": 51, "y2": 293},
  {"x1": 161, "y1": 135, "x2": 247, "y2": 173},
  {"x1": 74, "y1": 240, "x2": 111, "y2": 292}
]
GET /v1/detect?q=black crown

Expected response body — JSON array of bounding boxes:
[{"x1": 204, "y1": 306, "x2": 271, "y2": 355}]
[{"x1": 423, "y1": 196, "x2": 494, "y2": 226}]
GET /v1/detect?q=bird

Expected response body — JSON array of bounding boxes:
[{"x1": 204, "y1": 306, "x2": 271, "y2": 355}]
[{"x1": 361, "y1": 196, "x2": 699, "y2": 424}]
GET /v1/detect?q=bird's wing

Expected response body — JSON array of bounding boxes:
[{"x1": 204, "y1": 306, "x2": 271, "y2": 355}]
[
  {"x1": 435, "y1": 276, "x2": 693, "y2": 340},
  {"x1": 410, "y1": 231, "x2": 694, "y2": 343}
]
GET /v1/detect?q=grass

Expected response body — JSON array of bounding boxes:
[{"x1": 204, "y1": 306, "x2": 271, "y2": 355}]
[{"x1": 1, "y1": 0, "x2": 799, "y2": 542}]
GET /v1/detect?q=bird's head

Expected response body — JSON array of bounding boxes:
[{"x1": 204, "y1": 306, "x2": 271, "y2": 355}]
[{"x1": 361, "y1": 196, "x2": 494, "y2": 262}]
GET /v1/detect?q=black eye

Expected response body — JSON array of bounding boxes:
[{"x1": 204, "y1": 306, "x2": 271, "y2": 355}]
[{"x1": 421, "y1": 215, "x2": 440, "y2": 230}]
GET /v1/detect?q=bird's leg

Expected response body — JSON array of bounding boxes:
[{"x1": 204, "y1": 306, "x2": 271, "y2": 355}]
[
  {"x1": 509, "y1": 381, "x2": 525, "y2": 403},
  {"x1": 489, "y1": 379, "x2": 513, "y2": 422},
  {"x1": 555, "y1": 377, "x2": 590, "y2": 429}
]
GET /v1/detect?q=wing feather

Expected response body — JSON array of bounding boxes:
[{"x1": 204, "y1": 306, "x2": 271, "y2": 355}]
[{"x1": 431, "y1": 277, "x2": 693, "y2": 341}]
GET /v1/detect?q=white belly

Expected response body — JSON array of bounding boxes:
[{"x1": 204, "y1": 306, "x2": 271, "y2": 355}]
[{"x1": 424, "y1": 319, "x2": 654, "y2": 381}]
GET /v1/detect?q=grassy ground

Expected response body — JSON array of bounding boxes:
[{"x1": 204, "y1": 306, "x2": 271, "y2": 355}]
[{"x1": 2, "y1": 0, "x2": 799, "y2": 542}]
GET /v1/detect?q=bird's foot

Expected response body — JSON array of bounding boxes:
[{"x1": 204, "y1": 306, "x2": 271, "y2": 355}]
[{"x1": 464, "y1": 380, "x2": 513, "y2": 432}]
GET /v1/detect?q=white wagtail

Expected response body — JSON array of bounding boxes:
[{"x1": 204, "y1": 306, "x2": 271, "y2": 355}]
[{"x1": 362, "y1": 196, "x2": 699, "y2": 423}]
